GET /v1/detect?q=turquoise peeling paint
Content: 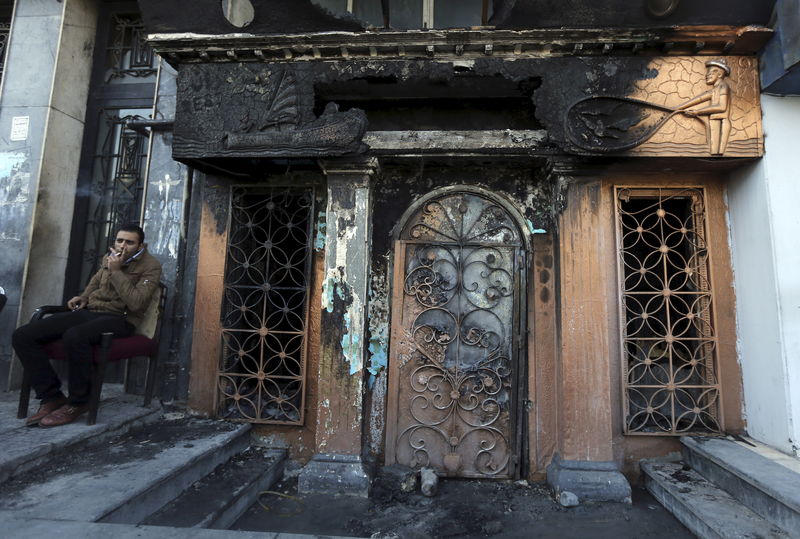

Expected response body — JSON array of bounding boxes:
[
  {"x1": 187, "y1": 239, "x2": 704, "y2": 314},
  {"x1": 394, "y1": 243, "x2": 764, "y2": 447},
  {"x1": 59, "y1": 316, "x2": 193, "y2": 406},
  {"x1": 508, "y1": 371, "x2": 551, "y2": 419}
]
[
  {"x1": 341, "y1": 311, "x2": 362, "y2": 375},
  {"x1": 322, "y1": 275, "x2": 347, "y2": 313},
  {"x1": 314, "y1": 211, "x2": 327, "y2": 250},
  {"x1": 322, "y1": 276, "x2": 362, "y2": 374},
  {"x1": 367, "y1": 275, "x2": 389, "y2": 382},
  {"x1": 322, "y1": 277, "x2": 335, "y2": 312},
  {"x1": 368, "y1": 336, "x2": 388, "y2": 376},
  {"x1": 526, "y1": 218, "x2": 547, "y2": 235}
]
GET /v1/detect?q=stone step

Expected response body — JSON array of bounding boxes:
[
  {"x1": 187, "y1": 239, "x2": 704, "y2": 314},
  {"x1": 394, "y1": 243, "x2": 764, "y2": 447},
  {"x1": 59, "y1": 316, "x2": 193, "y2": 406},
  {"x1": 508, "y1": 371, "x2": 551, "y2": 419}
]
[
  {"x1": 0, "y1": 387, "x2": 161, "y2": 484},
  {"x1": 0, "y1": 511, "x2": 362, "y2": 539},
  {"x1": 641, "y1": 460, "x2": 792, "y2": 539},
  {"x1": 0, "y1": 417, "x2": 251, "y2": 525},
  {"x1": 143, "y1": 446, "x2": 287, "y2": 529},
  {"x1": 682, "y1": 436, "x2": 800, "y2": 534}
]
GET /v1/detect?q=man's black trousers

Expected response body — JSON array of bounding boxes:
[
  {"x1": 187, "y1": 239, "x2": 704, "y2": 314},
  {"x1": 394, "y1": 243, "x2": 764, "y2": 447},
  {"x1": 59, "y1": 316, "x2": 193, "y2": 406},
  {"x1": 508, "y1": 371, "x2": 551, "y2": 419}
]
[{"x1": 12, "y1": 310, "x2": 135, "y2": 405}]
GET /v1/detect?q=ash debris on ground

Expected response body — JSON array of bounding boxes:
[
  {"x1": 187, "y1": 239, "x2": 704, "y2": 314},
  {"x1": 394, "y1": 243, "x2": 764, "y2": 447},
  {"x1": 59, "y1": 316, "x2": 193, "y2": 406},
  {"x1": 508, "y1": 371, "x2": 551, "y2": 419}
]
[
  {"x1": 356, "y1": 476, "x2": 557, "y2": 539},
  {"x1": 233, "y1": 465, "x2": 694, "y2": 539}
]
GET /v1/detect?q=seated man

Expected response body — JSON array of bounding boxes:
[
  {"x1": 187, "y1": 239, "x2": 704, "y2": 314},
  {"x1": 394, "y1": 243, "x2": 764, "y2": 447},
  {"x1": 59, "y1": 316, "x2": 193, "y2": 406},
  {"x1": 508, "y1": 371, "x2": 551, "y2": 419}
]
[{"x1": 12, "y1": 223, "x2": 162, "y2": 427}]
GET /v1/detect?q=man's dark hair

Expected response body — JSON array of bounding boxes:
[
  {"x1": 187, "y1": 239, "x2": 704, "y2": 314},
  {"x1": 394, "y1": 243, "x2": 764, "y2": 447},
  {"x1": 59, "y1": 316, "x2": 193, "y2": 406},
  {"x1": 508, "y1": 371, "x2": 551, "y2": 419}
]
[{"x1": 118, "y1": 223, "x2": 145, "y2": 244}]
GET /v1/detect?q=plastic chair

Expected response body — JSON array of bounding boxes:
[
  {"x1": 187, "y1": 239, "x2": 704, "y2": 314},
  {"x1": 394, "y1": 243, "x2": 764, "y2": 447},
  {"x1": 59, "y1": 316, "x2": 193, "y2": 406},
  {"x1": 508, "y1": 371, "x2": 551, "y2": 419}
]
[{"x1": 17, "y1": 283, "x2": 167, "y2": 425}]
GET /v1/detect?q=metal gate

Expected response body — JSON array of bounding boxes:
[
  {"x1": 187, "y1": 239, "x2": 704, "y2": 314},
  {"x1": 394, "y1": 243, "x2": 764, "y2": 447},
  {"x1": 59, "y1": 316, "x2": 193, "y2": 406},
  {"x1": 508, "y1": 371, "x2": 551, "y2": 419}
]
[
  {"x1": 217, "y1": 186, "x2": 314, "y2": 424},
  {"x1": 386, "y1": 189, "x2": 525, "y2": 478},
  {"x1": 616, "y1": 187, "x2": 722, "y2": 434}
]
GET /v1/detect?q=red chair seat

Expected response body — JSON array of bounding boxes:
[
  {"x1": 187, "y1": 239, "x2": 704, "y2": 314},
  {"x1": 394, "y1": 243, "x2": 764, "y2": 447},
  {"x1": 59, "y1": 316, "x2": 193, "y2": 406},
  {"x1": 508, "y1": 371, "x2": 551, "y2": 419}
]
[{"x1": 43, "y1": 335, "x2": 158, "y2": 363}]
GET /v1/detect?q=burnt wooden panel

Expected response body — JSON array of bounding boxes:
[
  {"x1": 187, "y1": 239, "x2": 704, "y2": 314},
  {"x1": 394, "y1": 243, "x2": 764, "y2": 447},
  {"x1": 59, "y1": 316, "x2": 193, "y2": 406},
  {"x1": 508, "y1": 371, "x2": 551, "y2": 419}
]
[
  {"x1": 189, "y1": 178, "x2": 230, "y2": 414},
  {"x1": 529, "y1": 234, "x2": 558, "y2": 477}
]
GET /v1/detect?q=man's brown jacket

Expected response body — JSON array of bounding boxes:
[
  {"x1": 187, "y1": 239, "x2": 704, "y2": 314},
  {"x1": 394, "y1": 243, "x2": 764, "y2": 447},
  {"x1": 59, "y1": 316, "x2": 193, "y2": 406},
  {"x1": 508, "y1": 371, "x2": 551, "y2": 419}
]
[{"x1": 79, "y1": 246, "x2": 162, "y2": 328}]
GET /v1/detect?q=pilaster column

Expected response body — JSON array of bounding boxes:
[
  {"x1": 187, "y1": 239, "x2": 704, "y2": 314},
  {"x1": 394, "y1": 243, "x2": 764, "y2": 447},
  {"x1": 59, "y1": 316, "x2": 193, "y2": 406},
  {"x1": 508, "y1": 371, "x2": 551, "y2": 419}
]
[
  {"x1": 0, "y1": 0, "x2": 98, "y2": 388},
  {"x1": 544, "y1": 159, "x2": 631, "y2": 504},
  {"x1": 298, "y1": 157, "x2": 378, "y2": 497}
]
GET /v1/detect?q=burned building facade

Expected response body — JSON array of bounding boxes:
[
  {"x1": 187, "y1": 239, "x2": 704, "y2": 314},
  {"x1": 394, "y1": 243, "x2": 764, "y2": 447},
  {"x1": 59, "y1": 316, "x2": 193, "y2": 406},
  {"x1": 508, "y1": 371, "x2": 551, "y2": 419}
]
[{"x1": 2, "y1": 0, "x2": 799, "y2": 501}]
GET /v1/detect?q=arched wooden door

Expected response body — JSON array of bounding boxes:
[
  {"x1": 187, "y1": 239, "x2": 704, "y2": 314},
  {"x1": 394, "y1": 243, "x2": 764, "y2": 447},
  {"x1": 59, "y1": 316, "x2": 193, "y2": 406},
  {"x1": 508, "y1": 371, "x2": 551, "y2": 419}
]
[{"x1": 385, "y1": 189, "x2": 526, "y2": 479}]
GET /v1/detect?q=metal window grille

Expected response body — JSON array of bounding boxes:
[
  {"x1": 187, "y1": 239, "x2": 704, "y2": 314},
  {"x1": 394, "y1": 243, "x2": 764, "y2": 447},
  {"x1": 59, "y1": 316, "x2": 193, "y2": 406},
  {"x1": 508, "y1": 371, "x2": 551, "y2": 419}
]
[
  {"x1": 78, "y1": 111, "x2": 150, "y2": 286},
  {"x1": 105, "y1": 14, "x2": 156, "y2": 82},
  {"x1": 217, "y1": 187, "x2": 315, "y2": 424},
  {"x1": 615, "y1": 187, "x2": 722, "y2": 435},
  {"x1": 73, "y1": 10, "x2": 156, "y2": 287},
  {"x1": 0, "y1": 22, "x2": 10, "y2": 83}
]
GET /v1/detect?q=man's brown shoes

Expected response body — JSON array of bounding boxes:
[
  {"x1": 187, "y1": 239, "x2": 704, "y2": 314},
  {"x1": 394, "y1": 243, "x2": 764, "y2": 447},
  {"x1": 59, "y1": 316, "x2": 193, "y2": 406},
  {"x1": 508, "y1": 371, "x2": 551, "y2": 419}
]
[
  {"x1": 25, "y1": 396, "x2": 68, "y2": 427},
  {"x1": 39, "y1": 403, "x2": 89, "y2": 428}
]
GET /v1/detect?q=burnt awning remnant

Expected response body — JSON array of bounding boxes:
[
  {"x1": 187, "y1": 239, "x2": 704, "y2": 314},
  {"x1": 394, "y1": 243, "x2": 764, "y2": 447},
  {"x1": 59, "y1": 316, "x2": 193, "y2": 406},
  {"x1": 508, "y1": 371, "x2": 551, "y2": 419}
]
[{"x1": 139, "y1": 0, "x2": 775, "y2": 35}]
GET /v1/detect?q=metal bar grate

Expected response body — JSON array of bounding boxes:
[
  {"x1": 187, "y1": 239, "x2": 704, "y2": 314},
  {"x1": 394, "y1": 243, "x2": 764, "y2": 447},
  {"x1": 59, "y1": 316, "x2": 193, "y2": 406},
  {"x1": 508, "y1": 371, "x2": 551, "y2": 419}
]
[
  {"x1": 78, "y1": 111, "x2": 150, "y2": 286},
  {"x1": 105, "y1": 14, "x2": 156, "y2": 82},
  {"x1": 217, "y1": 186, "x2": 314, "y2": 424},
  {"x1": 0, "y1": 22, "x2": 10, "y2": 83},
  {"x1": 616, "y1": 187, "x2": 722, "y2": 435}
]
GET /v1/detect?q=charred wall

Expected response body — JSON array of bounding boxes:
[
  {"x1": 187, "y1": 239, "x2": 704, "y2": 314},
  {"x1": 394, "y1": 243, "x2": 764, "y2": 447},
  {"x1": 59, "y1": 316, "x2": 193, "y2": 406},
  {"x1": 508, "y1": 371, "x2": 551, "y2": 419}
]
[
  {"x1": 140, "y1": 0, "x2": 775, "y2": 35},
  {"x1": 173, "y1": 55, "x2": 673, "y2": 169}
]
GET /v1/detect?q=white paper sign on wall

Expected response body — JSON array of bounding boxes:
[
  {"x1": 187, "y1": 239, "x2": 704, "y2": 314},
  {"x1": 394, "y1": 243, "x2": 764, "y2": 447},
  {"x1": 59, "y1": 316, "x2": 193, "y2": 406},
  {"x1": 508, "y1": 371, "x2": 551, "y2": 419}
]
[{"x1": 10, "y1": 116, "x2": 29, "y2": 141}]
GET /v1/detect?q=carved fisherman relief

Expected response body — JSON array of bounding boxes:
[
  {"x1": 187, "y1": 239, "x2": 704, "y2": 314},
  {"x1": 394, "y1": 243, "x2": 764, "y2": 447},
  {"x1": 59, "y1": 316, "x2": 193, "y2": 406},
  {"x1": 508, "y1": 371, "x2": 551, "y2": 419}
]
[{"x1": 565, "y1": 57, "x2": 762, "y2": 157}]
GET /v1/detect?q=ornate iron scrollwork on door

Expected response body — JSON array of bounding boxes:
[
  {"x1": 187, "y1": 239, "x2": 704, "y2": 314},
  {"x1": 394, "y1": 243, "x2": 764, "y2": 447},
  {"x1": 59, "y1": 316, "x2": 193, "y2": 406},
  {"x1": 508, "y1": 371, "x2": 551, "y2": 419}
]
[{"x1": 388, "y1": 190, "x2": 525, "y2": 478}]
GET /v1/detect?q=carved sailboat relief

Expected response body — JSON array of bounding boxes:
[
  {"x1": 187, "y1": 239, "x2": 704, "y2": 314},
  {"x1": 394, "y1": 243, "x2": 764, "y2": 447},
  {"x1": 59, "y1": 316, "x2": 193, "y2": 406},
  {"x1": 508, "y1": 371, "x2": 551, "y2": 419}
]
[
  {"x1": 174, "y1": 63, "x2": 368, "y2": 159},
  {"x1": 565, "y1": 57, "x2": 762, "y2": 157}
]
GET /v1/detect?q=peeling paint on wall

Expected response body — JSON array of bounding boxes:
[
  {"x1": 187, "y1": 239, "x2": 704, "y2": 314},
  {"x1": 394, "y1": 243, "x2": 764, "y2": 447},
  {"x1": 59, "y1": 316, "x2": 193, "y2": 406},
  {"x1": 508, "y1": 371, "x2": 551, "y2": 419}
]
[
  {"x1": 0, "y1": 149, "x2": 32, "y2": 366},
  {"x1": 150, "y1": 173, "x2": 184, "y2": 260},
  {"x1": 321, "y1": 268, "x2": 348, "y2": 313},
  {"x1": 366, "y1": 257, "x2": 390, "y2": 457},
  {"x1": 0, "y1": 151, "x2": 31, "y2": 206},
  {"x1": 321, "y1": 180, "x2": 371, "y2": 377},
  {"x1": 341, "y1": 311, "x2": 363, "y2": 375},
  {"x1": 314, "y1": 209, "x2": 326, "y2": 251},
  {"x1": 367, "y1": 259, "x2": 390, "y2": 384},
  {"x1": 368, "y1": 369, "x2": 387, "y2": 455},
  {"x1": 526, "y1": 219, "x2": 548, "y2": 234}
]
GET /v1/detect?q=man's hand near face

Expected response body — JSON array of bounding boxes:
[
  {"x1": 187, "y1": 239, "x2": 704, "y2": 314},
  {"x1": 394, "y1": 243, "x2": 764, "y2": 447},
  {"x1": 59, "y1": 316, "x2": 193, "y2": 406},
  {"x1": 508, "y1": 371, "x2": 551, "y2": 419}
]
[{"x1": 107, "y1": 248, "x2": 124, "y2": 273}]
